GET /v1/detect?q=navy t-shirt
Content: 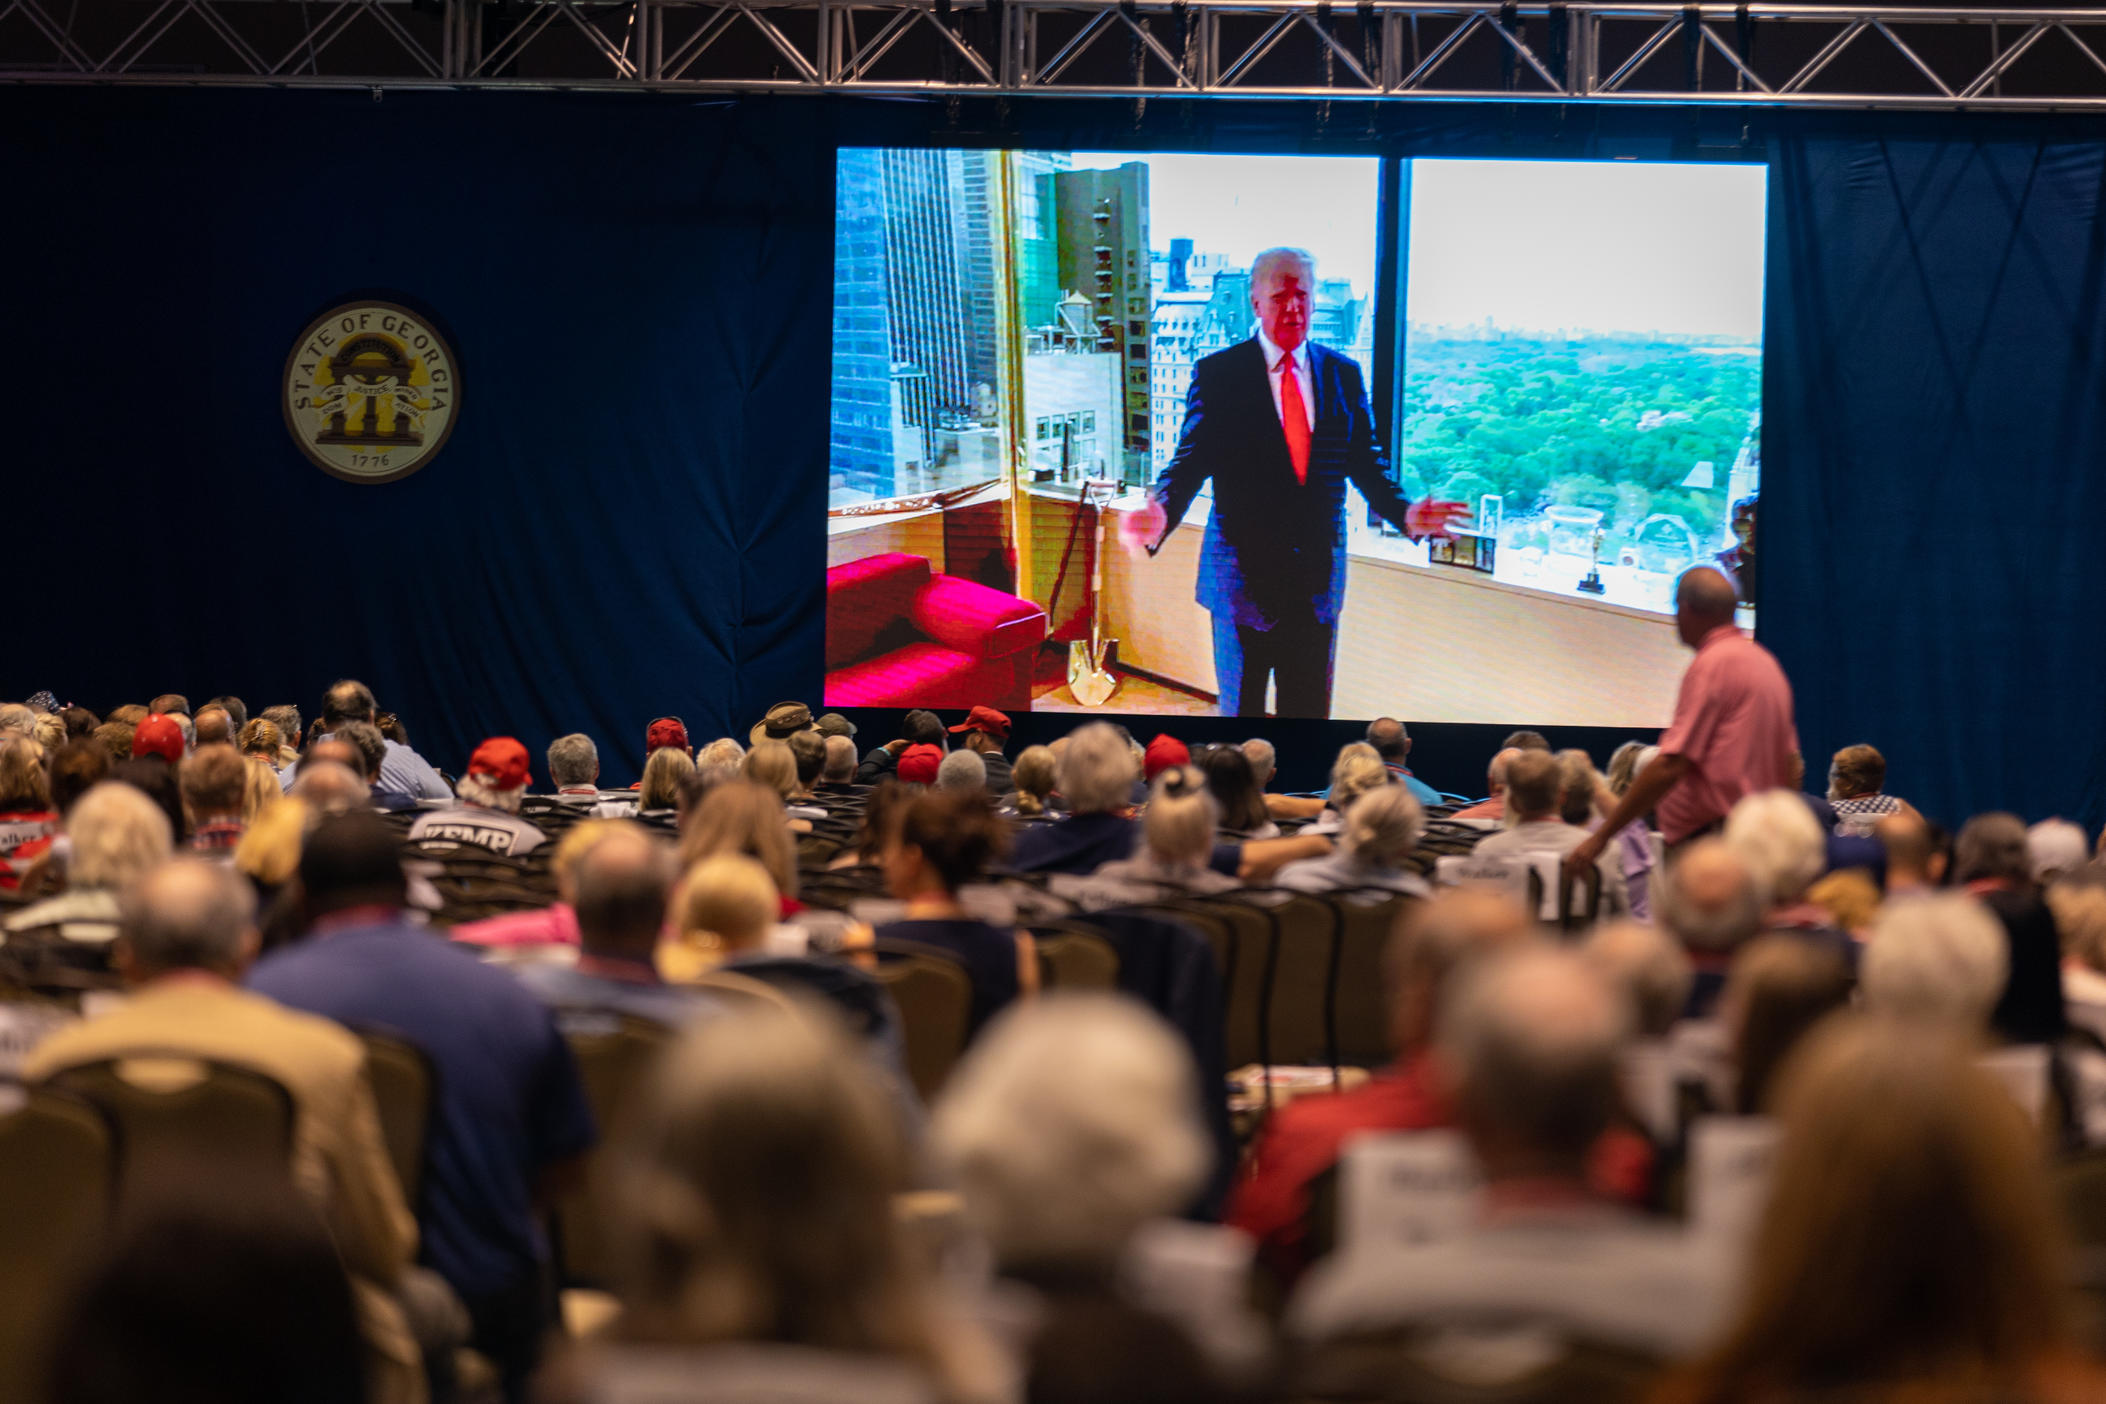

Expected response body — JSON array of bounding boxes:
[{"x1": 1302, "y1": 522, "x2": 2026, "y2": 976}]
[
  {"x1": 872, "y1": 916, "x2": 1022, "y2": 1036},
  {"x1": 1008, "y1": 812, "x2": 1243, "y2": 879},
  {"x1": 248, "y1": 917, "x2": 596, "y2": 1298}
]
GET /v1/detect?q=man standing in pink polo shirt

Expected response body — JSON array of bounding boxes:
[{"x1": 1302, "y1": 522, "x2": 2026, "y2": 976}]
[{"x1": 1568, "y1": 568, "x2": 1799, "y2": 881}]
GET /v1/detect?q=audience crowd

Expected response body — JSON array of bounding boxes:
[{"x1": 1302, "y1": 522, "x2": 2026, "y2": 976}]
[{"x1": 9, "y1": 567, "x2": 2106, "y2": 1404}]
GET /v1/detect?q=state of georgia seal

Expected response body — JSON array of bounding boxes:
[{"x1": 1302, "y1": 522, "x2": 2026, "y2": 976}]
[{"x1": 282, "y1": 302, "x2": 459, "y2": 483}]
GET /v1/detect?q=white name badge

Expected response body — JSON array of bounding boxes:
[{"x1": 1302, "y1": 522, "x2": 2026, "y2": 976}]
[
  {"x1": 1339, "y1": 1128, "x2": 1483, "y2": 1251},
  {"x1": 1687, "y1": 1115, "x2": 1780, "y2": 1243}
]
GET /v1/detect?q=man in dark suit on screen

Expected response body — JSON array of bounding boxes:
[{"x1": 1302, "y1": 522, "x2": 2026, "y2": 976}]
[{"x1": 1120, "y1": 247, "x2": 1467, "y2": 717}]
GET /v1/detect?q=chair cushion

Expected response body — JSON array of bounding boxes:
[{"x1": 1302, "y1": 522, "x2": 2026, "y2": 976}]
[
  {"x1": 827, "y1": 643, "x2": 1002, "y2": 710},
  {"x1": 826, "y1": 553, "x2": 932, "y2": 669},
  {"x1": 909, "y1": 575, "x2": 1048, "y2": 661}
]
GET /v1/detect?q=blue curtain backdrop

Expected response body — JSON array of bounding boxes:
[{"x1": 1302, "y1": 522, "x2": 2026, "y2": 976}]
[
  {"x1": 1764, "y1": 124, "x2": 2106, "y2": 832},
  {"x1": 5, "y1": 90, "x2": 2104, "y2": 825}
]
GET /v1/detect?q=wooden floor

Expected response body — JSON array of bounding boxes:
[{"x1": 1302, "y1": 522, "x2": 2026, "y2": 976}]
[{"x1": 1030, "y1": 649, "x2": 1217, "y2": 715}]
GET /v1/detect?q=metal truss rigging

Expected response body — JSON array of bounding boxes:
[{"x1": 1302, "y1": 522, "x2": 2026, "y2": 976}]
[{"x1": 10, "y1": 0, "x2": 2106, "y2": 108}]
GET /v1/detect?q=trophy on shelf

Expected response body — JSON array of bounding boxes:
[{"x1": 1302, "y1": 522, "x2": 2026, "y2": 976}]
[{"x1": 1577, "y1": 525, "x2": 1607, "y2": 595}]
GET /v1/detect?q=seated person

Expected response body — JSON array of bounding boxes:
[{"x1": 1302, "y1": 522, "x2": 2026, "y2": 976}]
[
  {"x1": 1228, "y1": 890, "x2": 1533, "y2": 1285},
  {"x1": 1070, "y1": 765, "x2": 1242, "y2": 904},
  {"x1": 406, "y1": 737, "x2": 546, "y2": 857},
  {"x1": 1715, "y1": 934, "x2": 1853, "y2": 1117},
  {"x1": 815, "y1": 733, "x2": 861, "y2": 796},
  {"x1": 5, "y1": 780, "x2": 173, "y2": 960},
  {"x1": 1448, "y1": 747, "x2": 1524, "y2": 824},
  {"x1": 1295, "y1": 748, "x2": 1393, "y2": 837},
  {"x1": 28, "y1": 859, "x2": 421, "y2": 1400},
  {"x1": 1003, "y1": 745, "x2": 1059, "y2": 819},
  {"x1": 1290, "y1": 945, "x2": 1730, "y2": 1364},
  {"x1": 1273, "y1": 786, "x2": 1431, "y2": 897},
  {"x1": 452, "y1": 819, "x2": 634, "y2": 953},
  {"x1": 0, "y1": 733, "x2": 59, "y2": 891},
  {"x1": 828, "y1": 779, "x2": 914, "y2": 872},
  {"x1": 746, "y1": 739, "x2": 824, "y2": 820},
  {"x1": 871, "y1": 787, "x2": 1038, "y2": 1037},
  {"x1": 1469, "y1": 750, "x2": 1628, "y2": 915},
  {"x1": 514, "y1": 824, "x2": 716, "y2": 1031},
  {"x1": 1197, "y1": 745, "x2": 1279, "y2": 840},
  {"x1": 636, "y1": 745, "x2": 693, "y2": 815},
  {"x1": 676, "y1": 778, "x2": 801, "y2": 913},
  {"x1": 1826, "y1": 742, "x2": 1908, "y2": 837}
]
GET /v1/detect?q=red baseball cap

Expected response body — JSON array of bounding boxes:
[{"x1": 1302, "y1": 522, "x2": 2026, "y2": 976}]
[
  {"x1": 947, "y1": 705, "x2": 1012, "y2": 742},
  {"x1": 132, "y1": 713, "x2": 185, "y2": 764},
  {"x1": 1143, "y1": 734, "x2": 1190, "y2": 781},
  {"x1": 897, "y1": 743, "x2": 943, "y2": 787},
  {"x1": 467, "y1": 737, "x2": 531, "y2": 792},
  {"x1": 645, "y1": 717, "x2": 689, "y2": 755}
]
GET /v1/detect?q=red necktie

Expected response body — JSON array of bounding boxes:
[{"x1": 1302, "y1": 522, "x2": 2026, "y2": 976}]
[{"x1": 1278, "y1": 353, "x2": 1311, "y2": 485}]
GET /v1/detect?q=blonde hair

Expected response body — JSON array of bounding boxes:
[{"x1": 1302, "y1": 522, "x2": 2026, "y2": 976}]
[
  {"x1": 2048, "y1": 883, "x2": 2106, "y2": 973},
  {"x1": 1327, "y1": 750, "x2": 1392, "y2": 815},
  {"x1": 241, "y1": 757, "x2": 283, "y2": 824},
  {"x1": 31, "y1": 714, "x2": 64, "y2": 754},
  {"x1": 673, "y1": 853, "x2": 779, "y2": 957},
  {"x1": 1141, "y1": 767, "x2": 1216, "y2": 868},
  {"x1": 1668, "y1": 1017, "x2": 2074, "y2": 1402},
  {"x1": 694, "y1": 737, "x2": 747, "y2": 779},
  {"x1": 234, "y1": 796, "x2": 308, "y2": 888},
  {"x1": 609, "y1": 1007, "x2": 976, "y2": 1394},
  {"x1": 678, "y1": 779, "x2": 797, "y2": 899},
  {"x1": 639, "y1": 746, "x2": 695, "y2": 811},
  {"x1": 742, "y1": 740, "x2": 799, "y2": 802},
  {"x1": 0, "y1": 734, "x2": 50, "y2": 812},
  {"x1": 1341, "y1": 784, "x2": 1424, "y2": 867},
  {"x1": 1009, "y1": 745, "x2": 1057, "y2": 817},
  {"x1": 238, "y1": 717, "x2": 284, "y2": 760},
  {"x1": 69, "y1": 781, "x2": 174, "y2": 890}
]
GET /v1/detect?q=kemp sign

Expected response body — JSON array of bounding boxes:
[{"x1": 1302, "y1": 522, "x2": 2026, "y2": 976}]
[{"x1": 283, "y1": 302, "x2": 459, "y2": 484}]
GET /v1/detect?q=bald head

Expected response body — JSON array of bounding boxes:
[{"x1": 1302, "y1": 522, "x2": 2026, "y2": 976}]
[
  {"x1": 572, "y1": 827, "x2": 676, "y2": 960},
  {"x1": 1485, "y1": 746, "x2": 1524, "y2": 796},
  {"x1": 192, "y1": 706, "x2": 234, "y2": 748},
  {"x1": 1877, "y1": 809, "x2": 1944, "y2": 889},
  {"x1": 119, "y1": 858, "x2": 259, "y2": 980},
  {"x1": 1366, "y1": 717, "x2": 1410, "y2": 763},
  {"x1": 289, "y1": 759, "x2": 371, "y2": 811},
  {"x1": 1657, "y1": 837, "x2": 1763, "y2": 952},
  {"x1": 1675, "y1": 566, "x2": 1740, "y2": 645},
  {"x1": 1440, "y1": 945, "x2": 1631, "y2": 1175}
]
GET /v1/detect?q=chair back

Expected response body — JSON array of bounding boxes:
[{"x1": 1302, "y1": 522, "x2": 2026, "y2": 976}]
[
  {"x1": 357, "y1": 1029, "x2": 435, "y2": 1207},
  {"x1": 1298, "y1": 1328, "x2": 1665, "y2": 1403},
  {"x1": 873, "y1": 946, "x2": 973, "y2": 1101},
  {"x1": 1032, "y1": 925, "x2": 1121, "y2": 990},
  {"x1": 1262, "y1": 893, "x2": 1341, "y2": 1068},
  {"x1": 685, "y1": 968, "x2": 799, "y2": 1014},
  {"x1": 559, "y1": 1015, "x2": 677, "y2": 1288},
  {"x1": 46, "y1": 1056, "x2": 295, "y2": 1205},
  {"x1": 0, "y1": 1087, "x2": 113, "y2": 1404},
  {"x1": 1159, "y1": 897, "x2": 1272, "y2": 1071},
  {"x1": 1327, "y1": 891, "x2": 1416, "y2": 1068}
]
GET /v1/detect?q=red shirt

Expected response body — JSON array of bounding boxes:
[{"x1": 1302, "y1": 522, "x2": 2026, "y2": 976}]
[
  {"x1": 1656, "y1": 624, "x2": 1798, "y2": 843},
  {"x1": 1226, "y1": 1054, "x2": 1655, "y2": 1286}
]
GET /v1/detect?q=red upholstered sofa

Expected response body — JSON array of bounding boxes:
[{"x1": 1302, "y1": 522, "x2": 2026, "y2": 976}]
[{"x1": 825, "y1": 552, "x2": 1047, "y2": 710}]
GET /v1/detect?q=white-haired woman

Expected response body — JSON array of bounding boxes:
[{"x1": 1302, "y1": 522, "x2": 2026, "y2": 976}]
[
  {"x1": 1273, "y1": 786, "x2": 1430, "y2": 896},
  {"x1": 932, "y1": 994, "x2": 1248, "y2": 1391},
  {"x1": 5, "y1": 780, "x2": 173, "y2": 959},
  {"x1": 1723, "y1": 790, "x2": 1835, "y2": 930},
  {"x1": 584, "y1": 1007, "x2": 1003, "y2": 1404},
  {"x1": 1299, "y1": 748, "x2": 1393, "y2": 837}
]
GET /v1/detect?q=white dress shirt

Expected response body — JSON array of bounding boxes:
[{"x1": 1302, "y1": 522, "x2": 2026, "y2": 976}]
[{"x1": 1257, "y1": 330, "x2": 1315, "y2": 435}]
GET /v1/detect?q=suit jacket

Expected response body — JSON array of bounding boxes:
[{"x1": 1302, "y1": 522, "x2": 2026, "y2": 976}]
[
  {"x1": 1152, "y1": 338, "x2": 1418, "y2": 629},
  {"x1": 27, "y1": 979, "x2": 424, "y2": 1400}
]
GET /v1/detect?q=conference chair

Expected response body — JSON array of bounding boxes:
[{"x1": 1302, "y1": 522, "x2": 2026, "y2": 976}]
[
  {"x1": 1260, "y1": 892, "x2": 1343, "y2": 1072},
  {"x1": 46, "y1": 1056, "x2": 295, "y2": 1207},
  {"x1": 1323, "y1": 890, "x2": 1420, "y2": 1070},
  {"x1": 685, "y1": 967, "x2": 798, "y2": 1014},
  {"x1": 1154, "y1": 895, "x2": 1276, "y2": 1075},
  {"x1": 357, "y1": 1029, "x2": 435, "y2": 1207},
  {"x1": 558, "y1": 1014, "x2": 676, "y2": 1289},
  {"x1": 0, "y1": 1087, "x2": 113, "y2": 1404},
  {"x1": 871, "y1": 940, "x2": 974, "y2": 1101},
  {"x1": 1030, "y1": 923, "x2": 1121, "y2": 990}
]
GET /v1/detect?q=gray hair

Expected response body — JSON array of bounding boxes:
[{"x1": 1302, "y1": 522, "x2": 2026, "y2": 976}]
[
  {"x1": 1583, "y1": 920, "x2": 1694, "y2": 1038},
  {"x1": 548, "y1": 733, "x2": 600, "y2": 788},
  {"x1": 931, "y1": 994, "x2": 1209, "y2": 1268},
  {"x1": 936, "y1": 749, "x2": 987, "y2": 793},
  {"x1": 1058, "y1": 723, "x2": 1138, "y2": 815},
  {"x1": 121, "y1": 858, "x2": 257, "y2": 974},
  {"x1": 1142, "y1": 767, "x2": 1217, "y2": 868},
  {"x1": 1250, "y1": 246, "x2": 1317, "y2": 290},
  {"x1": 1439, "y1": 945, "x2": 1633, "y2": 1165},
  {"x1": 459, "y1": 771, "x2": 525, "y2": 814},
  {"x1": 290, "y1": 760, "x2": 372, "y2": 811},
  {"x1": 822, "y1": 734, "x2": 858, "y2": 783},
  {"x1": 1240, "y1": 738, "x2": 1277, "y2": 789},
  {"x1": 1724, "y1": 790, "x2": 1828, "y2": 905},
  {"x1": 1955, "y1": 812, "x2": 2031, "y2": 886},
  {"x1": 2029, "y1": 819, "x2": 2091, "y2": 885},
  {"x1": 1657, "y1": 838, "x2": 1765, "y2": 952},
  {"x1": 1342, "y1": 784, "x2": 1424, "y2": 868},
  {"x1": 1861, "y1": 893, "x2": 2008, "y2": 1030},
  {"x1": 69, "y1": 781, "x2": 175, "y2": 890},
  {"x1": 695, "y1": 737, "x2": 747, "y2": 780}
]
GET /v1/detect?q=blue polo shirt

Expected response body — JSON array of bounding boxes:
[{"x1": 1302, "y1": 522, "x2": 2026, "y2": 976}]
[{"x1": 248, "y1": 915, "x2": 596, "y2": 1299}]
